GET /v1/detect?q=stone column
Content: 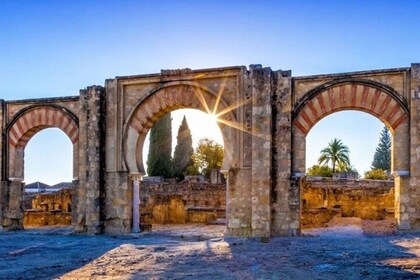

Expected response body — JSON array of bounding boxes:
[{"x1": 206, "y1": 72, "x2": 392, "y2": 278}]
[
  {"x1": 394, "y1": 175, "x2": 412, "y2": 230},
  {"x1": 131, "y1": 173, "x2": 143, "y2": 233},
  {"x1": 2, "y1": 178, "x2": 24, "y2": 230},
  {"x1": 250, "y1": 65, "x2": 272, "y2": 237},
  {"x1": 404, "y1": 63, "x2": 420, "y2": 231},
  {"x1": 0, "y1": 100, "x2": 5, "y2": 229},
  {"x1": 271, "y1": 70, "x2": 300, "y2": 236},
  {"x1": 292, "y1": 128, "x2": 306, "y2": 175},
  {"x1": 0, "y1": 181, "x2": 6, "y2": 230},
  {"x1": 77, "y1": 86, "x2": 106, "y2": 234}
]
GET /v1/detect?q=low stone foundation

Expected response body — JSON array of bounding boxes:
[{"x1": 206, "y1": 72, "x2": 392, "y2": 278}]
[
  {"x1": 140, "y1": 181, "x2": 226, "y2": 225},
  {"x1": 24, "y1": 211, "x2": 71, "y2": 226},
  {"x1": 23, "y1": 188, "x2": 73, "y2": 227},
  {"x1": 301, "y1": 177, "x2": 395, "y2": 228}
]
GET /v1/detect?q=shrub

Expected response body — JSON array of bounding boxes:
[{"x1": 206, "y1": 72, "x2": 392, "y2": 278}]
[
  {"x1": 364, "y1": 169, "x2": 388, "y2": 180},
  {"x1": 307, "y1": 165, "x2": 333, "y2": 177}
]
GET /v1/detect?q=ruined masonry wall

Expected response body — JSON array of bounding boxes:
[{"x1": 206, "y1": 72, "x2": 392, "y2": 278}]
[
  {"x1": 140, "y1": 182, "x2": 225, "y2": 224},
  {"x1": 24, "y1": 188, "x2": 73, "y2": 227},
  {"x1": 301, "y1": 179, "x2": 394, "y2": 228}
]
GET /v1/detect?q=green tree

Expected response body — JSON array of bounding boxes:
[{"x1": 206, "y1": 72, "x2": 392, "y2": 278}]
[
  {"x1": 188, "y1": 138, "x2": 223, "y2": 179},
  {"x1": 172, "y1": 116, "x2": 194, "y2": 180},
  {"x1": 371, "y1": 126, "x2": 391, "y2": 171},
  {"x1": 318, "y1": 138, "x2": 350, "y2": 173},
  {"x1": 365, "y1": 169, "x2": 388, "y2": 180},
  {"x1": 147, "y1": 113, "x2": 172, "y2": 178},
  {"x1": 307, "y1": 165, "x2": 333, "y2": 177}
]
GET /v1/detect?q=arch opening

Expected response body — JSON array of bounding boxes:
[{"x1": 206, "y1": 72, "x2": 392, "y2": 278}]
[
  {"x1": 293, "y1": 81, "x2": 409, "y2": 236},
  {"x1": 124, "y1": 83, "x2": 238, "y2": 175},
  {"x1": 23, "y1": 128, "x2": 74, "y2": 228},
  {"x1": 124, "y1": 83, "x2": 241, "y2": 233},
  {"x1": 4, "y1": 105, "x2": 79, "y2": 230},
  {"x1": 138, "y1": 109, "x2": 226, "y2": 229}
]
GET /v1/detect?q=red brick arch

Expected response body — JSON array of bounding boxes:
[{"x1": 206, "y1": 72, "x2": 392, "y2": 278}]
[
  {"x1": 124, "y1": 82, "x2": 237, "y2": 174},
  {"x1": 293, "y1": 80, "x2": 408, "y2": 135},
  {"x1": 8, "y1": 106, "x2": 78, "y2": 148},
  {"x1": 128, "y1": 83, "x2": 234, "y2": 134}
]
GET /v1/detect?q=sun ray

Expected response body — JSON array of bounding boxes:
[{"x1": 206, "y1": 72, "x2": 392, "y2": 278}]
[
  {"x1": 216, "y1": 118, "x2": 247, "y2": 133},
  {"x1": 212, "y1": 75, "x2": 228, "y2": 115},
  {"x1": 214, "y1": 97, "x2": 251, "y2": 119},
  {"x1": 192, "y1": 83, "x2": 211, "y2": 114}
]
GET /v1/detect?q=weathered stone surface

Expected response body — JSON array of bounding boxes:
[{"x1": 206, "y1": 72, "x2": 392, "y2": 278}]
[
  {"x1": 251, "y1": 66, "x2": 272, "y2": 237},
  {"x1": 2, "y1": 180, "x2": 24, "y2": 230},
  {"x1": 77, "y1": 86, "x2": 106, "y2": 234}
]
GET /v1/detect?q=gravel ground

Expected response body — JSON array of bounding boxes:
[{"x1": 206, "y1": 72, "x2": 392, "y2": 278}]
[{"x1": 0, "y1": 220, "x2": 419, "y2": 280}]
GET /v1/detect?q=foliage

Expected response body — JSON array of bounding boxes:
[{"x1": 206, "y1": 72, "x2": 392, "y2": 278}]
[
  {"x1": 172, "y1": 116, "x2": 194, "y2": 180},
  {"x1": 364, "y1": 169, "x2": 388, "y2": 180},
  {"x1": 147, "y1": 113, "x2": 172, "y2": 178},
  {"x1": 307, "y1": 165, "x2": 333, "y2": 177},
  {"x1": 318, "y1": 138, "x2": 351, "y2": 173},
  {"x1": 188, "y1": 138, "x2": 223, "y2": 178},
  {"x1": 371, "y1": 126, "x2": 391, "y2": 171}
]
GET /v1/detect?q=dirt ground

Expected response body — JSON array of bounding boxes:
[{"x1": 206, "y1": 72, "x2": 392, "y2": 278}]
[{"x1": 0, "y1": 218, "x2": 419, "y2": 280}]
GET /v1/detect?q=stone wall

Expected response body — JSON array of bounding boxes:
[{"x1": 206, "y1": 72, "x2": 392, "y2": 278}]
[
  {"x1": 301, "y1": 178, "x2": 394, "y2": 228},
  {"x1": 139, "y1": 181, "x2": 225, "y2": 225},
  {"x1": 23, "y1": 188, "x2": 73, "y2": 227}
]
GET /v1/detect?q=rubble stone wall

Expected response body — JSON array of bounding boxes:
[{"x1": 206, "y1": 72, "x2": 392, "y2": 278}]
[
  {"x1": 301, "y1": 178, "x2": 394, "y2": 228},
  {"x1": 23, "y1": 188, "x2": 73, "y2": 227},
  {"x1": 140, "y1": 182, "x2": 226, "y2": 224}
]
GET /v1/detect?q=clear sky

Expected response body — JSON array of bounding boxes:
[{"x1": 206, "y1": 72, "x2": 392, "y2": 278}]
[{"x1": 1, "y1": 1, "x2": 419, "y2": 184}]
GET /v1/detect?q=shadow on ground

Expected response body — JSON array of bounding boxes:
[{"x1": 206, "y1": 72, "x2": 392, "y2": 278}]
[{"x1": 0, "y1": 224, "x2": 419, "y2": 280}]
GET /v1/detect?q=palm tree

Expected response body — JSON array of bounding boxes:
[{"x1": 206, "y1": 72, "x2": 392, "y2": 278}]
[{"x1": 318, "y1": 138, "x2": 350, "y2": 173}]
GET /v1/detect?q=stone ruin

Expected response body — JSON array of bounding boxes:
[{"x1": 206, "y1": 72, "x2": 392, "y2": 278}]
[
  {"x1": 0, "y1": 64, "x2": 419, "y2": 237},
  {"x1": 24, "y1": 188, "x2": 73, "y2": 227},
  {"x1": 301, "y1": 178, "x2": 394, "y2": 228}
]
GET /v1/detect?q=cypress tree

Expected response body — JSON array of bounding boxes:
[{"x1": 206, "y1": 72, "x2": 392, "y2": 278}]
[
  {"x1": 371, "y1": 126, "x2": 391, "y2": 171},
  {"x1": 172, "y1": 116, "x2": 194, "y2": 180},
  {"x1": 147, "y1": 113, "x2": 172, "y2": 178}
]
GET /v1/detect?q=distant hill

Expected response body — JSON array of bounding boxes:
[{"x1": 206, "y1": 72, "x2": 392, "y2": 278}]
[
  {"x1": 51, "y1": 182, "x2": 73, "y2": 189},
  {"x1": 25, "y1": 181, "x2": 50, "y2": 190},
  {"x1": 25, "y1": 181, "x2": 73, "y2": 193}
]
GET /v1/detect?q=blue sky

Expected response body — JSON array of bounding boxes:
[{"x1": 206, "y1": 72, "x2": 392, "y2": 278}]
[{"x1": 1, "y1": 1, "x2": 419, "y2": 184}]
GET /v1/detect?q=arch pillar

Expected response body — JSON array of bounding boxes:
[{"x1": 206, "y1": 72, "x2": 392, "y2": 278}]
[
  {"x1": 396, "y1": 63, "x2": 420, "y2": 231},
  {"x1": 74, "y1": 86, "x2": 106, "y2": 234},
  {"x1": 392, "y1": 116, "x2": 411, "y2": 231},
  {"x1": 292, "y1": 128, "x2": 306, "y2": 175},
  {"x1": 1, "y1": 178, "x2": 24, "y2": 230},
  {"x1": 0, "y1": 100, "x2": 5, "y2": 229}
]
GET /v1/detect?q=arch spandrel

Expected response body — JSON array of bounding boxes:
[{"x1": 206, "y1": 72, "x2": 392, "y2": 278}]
[
  {"x1": 123, "y1": 82, "x2": 238, "y2": 174},
  {"x1": 293, "y1": 81, "x2": 409, "y2": 135}
]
